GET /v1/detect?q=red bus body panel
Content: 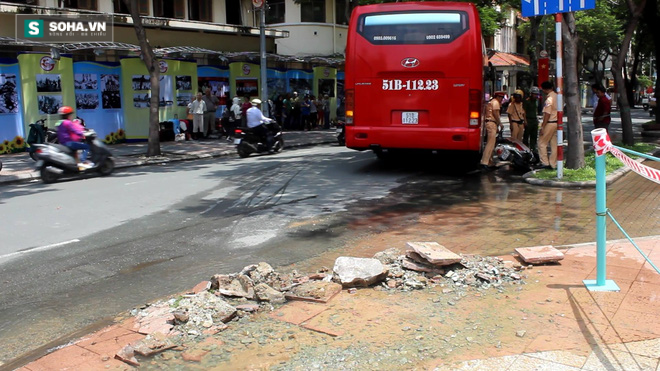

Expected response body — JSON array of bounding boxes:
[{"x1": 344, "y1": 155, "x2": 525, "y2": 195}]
[{"x1": 344, "y1": 2, "x2": 485, "y2": 152}]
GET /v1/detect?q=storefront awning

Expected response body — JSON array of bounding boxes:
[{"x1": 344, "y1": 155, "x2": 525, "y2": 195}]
[{"x1": 488, "y1": 51, "x2": 530, "y2": 68}]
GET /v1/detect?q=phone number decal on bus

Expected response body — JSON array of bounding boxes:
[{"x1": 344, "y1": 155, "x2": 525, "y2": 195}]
[{"x1": 382, "y1": 79, "x2": 439, "y2": 91}]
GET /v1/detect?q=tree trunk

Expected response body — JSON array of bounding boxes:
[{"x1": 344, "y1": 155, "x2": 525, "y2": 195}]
[
  {"x1": 527, "y1": 17, "x2": 542, "y2": 89},
  {"x1": 611, "y1": 0, "x2": 645, "y2": 146},
  {"x1": 562, "y1": 12, "x2": 584, "y2": 169},
  {"x1": 644, "y1": 0, "x2": 659, "y2": 116},
  {"x1": 124, "y1": 0, "x2": 161, "y2": 156}
]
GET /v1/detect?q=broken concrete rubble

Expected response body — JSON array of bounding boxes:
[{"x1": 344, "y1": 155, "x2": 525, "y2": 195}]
[
  {"x1": 515, "y1": 245, "x2": 565, "y2": 264},
  {"x1": 333, "y1": 257, "x2": 389, "y2": 287},
  {"x1": 116, "y1": 246, "x2": 532, "y2": 367},
  {"x1": 254, "y1": 283, "x2": 286, "y2": 303},
  {"x1": 406, "y1": 242, "x2": 462, "y2": 266}
]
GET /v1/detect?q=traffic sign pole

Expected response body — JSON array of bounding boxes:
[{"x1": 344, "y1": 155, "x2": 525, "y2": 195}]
[{"x1": 555, "y1": 13, "x2": 564, "y2": 179}]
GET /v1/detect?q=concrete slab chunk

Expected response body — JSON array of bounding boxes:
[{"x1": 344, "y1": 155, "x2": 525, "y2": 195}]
[
  {"x1": 406, "y1": 242, "x2": 462, "y2": 266},
  {"x1": 285, "y1": 281, "x2": 342, "y2": 303},
  {"x1": 333, "y1": 257, "x2": 388, "y2": 287},
  {"x1": 515, "y1": 245, "x2": 565, "y2": 264}
]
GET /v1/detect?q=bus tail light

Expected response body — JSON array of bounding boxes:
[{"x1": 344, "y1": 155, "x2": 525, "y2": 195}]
[
  {"x1": 345, "y1": 89, "x2": 354, "y2": 125},
  {"x1": 469, "y1": 89, "x2": 481, "y2": 126}
]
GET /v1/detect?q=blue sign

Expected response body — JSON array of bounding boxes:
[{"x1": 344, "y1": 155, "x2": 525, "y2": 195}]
[{"x1": 521, "y1": 0, "x2": 595, "y2": 17}]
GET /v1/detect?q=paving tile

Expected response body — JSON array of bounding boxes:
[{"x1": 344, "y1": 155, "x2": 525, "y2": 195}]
[
  {"x1": 75, "y1": 324, "x2": 139, "y2": 348},
  {"x1": 405, "y1": 241, "x2": 461, "y2": 266},
  {"x1": 636, "y1": 262, "x2": 660, "y2": 285},
  {"x1": 609, "y1": 337, "x2": 660, "y2": 358},
  {"x1": 268, "y1": 301, "x2": 327, "y2": 325},
  {"x1": 433, "y1": 355, "x2": 519, "y2": 371},
  {"x1": 515, "y1": 245, "x2": 565, "y2": 264},
  {"x1": 582, "y1": 348, "x2": 659, "y2": 370},
  {"x1": 508, "y1": 354, "x2": 581, "y2": 370},
  {"x1": 617, "y1": 281, "x2": 660, "y2": 316},
  {"x1": 77, "y1": 332, "x2": 145, "y2": 357},
  {"x1": 22, "y1": 345, "x2": 99, "y2": 371},
  {"x1": 569, "y1": 286, "x2": 629, "y2": 318},
  {"x1": 523, "y1": 350, "x2": 588, "y2": 368}
]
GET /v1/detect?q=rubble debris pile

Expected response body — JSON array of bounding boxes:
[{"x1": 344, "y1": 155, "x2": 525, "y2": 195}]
[{"x1": 116, "y1": 243, "x2": 533, "y2": 366}]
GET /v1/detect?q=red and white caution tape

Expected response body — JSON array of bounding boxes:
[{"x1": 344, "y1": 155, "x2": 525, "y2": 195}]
[{"x1": 592, "y1": 128, "x2": 660, "y2": 185}]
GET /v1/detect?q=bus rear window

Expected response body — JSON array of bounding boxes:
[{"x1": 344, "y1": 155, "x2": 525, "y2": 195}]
[{"x1": 358, "y1": 11, "x2": 468, "y2": 45}]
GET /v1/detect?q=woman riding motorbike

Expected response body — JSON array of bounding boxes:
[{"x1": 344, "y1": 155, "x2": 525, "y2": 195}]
[{"x1": 56, "y1": 106, "x2": 92, "y2": 169}]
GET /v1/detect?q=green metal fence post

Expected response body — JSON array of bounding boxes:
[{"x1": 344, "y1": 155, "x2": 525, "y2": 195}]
[{"x1": 584, "y1": 133, "x2": 620, "y2": 292}]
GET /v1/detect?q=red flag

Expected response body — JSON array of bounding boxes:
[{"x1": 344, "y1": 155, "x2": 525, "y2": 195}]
[{"x1": 538, "y1": 58, "x2": 549, "y2": 86}]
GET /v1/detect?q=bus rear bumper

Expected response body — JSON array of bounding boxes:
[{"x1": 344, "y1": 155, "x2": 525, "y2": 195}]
[{"x1": 345, "y1": 126, "x2": 481, "y2": 152}]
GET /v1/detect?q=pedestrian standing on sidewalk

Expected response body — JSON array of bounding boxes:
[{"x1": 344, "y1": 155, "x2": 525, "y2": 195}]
[
  {"x1": 291, "y1": 92, "x2": 301, "y2": 130},
  {"x1": 507, "y1": 89, "x2": 525, "y2": 141},
  {"x1": 523, "y1": 86, "x2": 541, "y2": 152},
  {"x1": 593, "y1": 85, "x2": 612, "y2": 134},
  {"x1": 301, "y1": 94, "x2": 311, "y2": 131},
  {"x1": 309, "y1": 95, "x2": 318, "y2": 129},
  {"x1": 241, "y1": 95, "x2": 251, "y2": 127},
  {"x1": 202, "y1": 88, "x2": 219, "y2": 138},
  {"x1": 480, "y1": 91, "x2": 505, "y2": 171},
  {"x1": 322, "y1": 94, "x2": 330, "y2": 129},
  {"x1": 187, "y1": 92, "x2": 206, "y2": 140},
  {"x1": 536, "y1": 81, "x2": 558, "y2": 170}
]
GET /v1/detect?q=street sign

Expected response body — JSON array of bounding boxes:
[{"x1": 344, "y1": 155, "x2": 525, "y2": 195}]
[{"x1": 521, "y1": 0, "x2": 595, "y2": 17}]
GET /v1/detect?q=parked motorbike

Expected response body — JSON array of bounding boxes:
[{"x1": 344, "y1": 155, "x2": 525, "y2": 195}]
[
  {"x1": 26, "y1": 119, "x2": 57, "y2": 161},
  {"x1": 33, "y1": 129, "x2": 114, "y2": 183},
  {"x1": 234, "y1": 121, "x2": 284, "y2": 158},
  {"x1": 495, "y1": 132, "x2": 537, "y2": 171},
  {"x1": 336, "y1": 121, "x2": 345, "y2": 146}
]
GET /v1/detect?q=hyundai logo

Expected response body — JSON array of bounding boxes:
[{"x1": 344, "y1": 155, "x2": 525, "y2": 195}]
[{"x1": 401, "y1": 57, "x2": 420, "y2": 68}]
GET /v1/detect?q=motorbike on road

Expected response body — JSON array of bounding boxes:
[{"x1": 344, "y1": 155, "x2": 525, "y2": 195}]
[
  {"x1": 33, "y1": 129, "x2": 114, "y2": 183},
  {"x1": 234, "y1": 120, "x2": 284, "y2": 158},
  {"x1": 494, "y1": 132, "x2": 537, "y2": 171}
]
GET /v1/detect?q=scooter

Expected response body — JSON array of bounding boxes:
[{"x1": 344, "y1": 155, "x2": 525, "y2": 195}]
[
  {"x1": 336, "y1": 121, "x2": 345, "y2": 146},
  {"x1": 33, "y1": 129, "x2": 115, "y2": 183},
  {"x1": 234, "y1": 120, "x2": 284, "y2": 158},
  {"x1": 495, "y1": 132, "x2": 537, "y2": 171}
]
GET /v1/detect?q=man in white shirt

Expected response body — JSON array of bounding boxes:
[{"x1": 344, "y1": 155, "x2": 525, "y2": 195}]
[
  {"x1": 247, "y1": 98, "x2": 274, "y2": 152},
  {"x1": 187, "y1": 92, "x2": 206, "y2": 140}
]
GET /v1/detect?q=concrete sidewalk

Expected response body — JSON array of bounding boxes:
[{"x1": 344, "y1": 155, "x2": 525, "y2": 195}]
[
  {"x1": 0, "y1": 130, "x2": 337, "y2": 185},
  {"x1": 16, "y1": 236, "x2": 660, "y2": 370}
]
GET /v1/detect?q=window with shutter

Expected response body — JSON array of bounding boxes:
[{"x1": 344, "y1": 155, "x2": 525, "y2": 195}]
[
  {"x1": 63, "y1": 0, "x2": 97, "y2": 10},
  {"x1": 189, "y1": 0, "x2": 212, "y2": 22},
  {"x1": 155, "y1": 0, "x2": 186, "y2": 19},
  {"x1": 301, "y1": 0, "x2": 325, "y2": 23},
  {"x1": 138, "y1": 0, "x2": 149, "y2": 15}
]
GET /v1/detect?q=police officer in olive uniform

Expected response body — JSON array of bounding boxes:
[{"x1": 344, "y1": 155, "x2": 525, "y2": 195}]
[{"x1": 480, "y1": 91, "x2": 506, "y2": 171}]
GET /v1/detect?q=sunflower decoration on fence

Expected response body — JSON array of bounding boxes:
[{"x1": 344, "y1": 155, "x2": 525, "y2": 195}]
[
  {"x1": 103, "y1": 129, "x2": 126, "y2": 145},
  {"x1": 0, "y1": 136, "x2": 26, "y2": 155}
]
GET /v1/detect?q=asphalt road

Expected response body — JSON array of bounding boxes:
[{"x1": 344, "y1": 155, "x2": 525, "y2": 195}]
[{"x1": 0, "y1": 145, "x2": 420, "y2": 366}]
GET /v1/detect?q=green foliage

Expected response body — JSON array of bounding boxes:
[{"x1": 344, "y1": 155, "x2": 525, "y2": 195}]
[
  {"x1": 533, "y1": 143, "x2": 658, "y2": 181},
  {"x1": 575, "y1": 2, "x2": 623, "y2": 64},
  {"x1": 637, "y1": 75, "x2": 653, "y2": 89}
]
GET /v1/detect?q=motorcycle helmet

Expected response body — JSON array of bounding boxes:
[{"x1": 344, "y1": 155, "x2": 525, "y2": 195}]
[
  {"x1": 512, "y1": 89, "x2": 524, "y2": 100},
  {"x1": 58, "y1": 106, "x2": 74, "y2": 116}
]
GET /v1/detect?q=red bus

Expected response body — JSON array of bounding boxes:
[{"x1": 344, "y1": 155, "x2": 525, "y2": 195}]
[{"x1": 344, "y1": 2, "x2": 488, "y2": 160}]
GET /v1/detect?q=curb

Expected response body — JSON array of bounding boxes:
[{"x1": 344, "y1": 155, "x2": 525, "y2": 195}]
[
  {"x1": 0, "y1": 140, "x2": 337, "y2": 186},
  {"x1": 522, "y1": 150, "x2": 655, "y2": 188}
]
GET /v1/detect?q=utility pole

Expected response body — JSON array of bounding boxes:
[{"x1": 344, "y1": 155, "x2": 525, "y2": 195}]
[{"x1": 253, "y1": 0, "x2": 268, "y2": 116}]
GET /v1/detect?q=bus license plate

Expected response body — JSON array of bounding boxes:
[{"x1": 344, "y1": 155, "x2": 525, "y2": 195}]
[{"x1": 402, "y1": 112, "x2": 418, "y2": 124}]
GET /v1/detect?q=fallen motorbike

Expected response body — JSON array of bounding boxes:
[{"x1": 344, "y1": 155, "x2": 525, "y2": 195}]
[
  {"x1": 234, "y1": 120, "x2": 284, "y2": 158},
  {"x1": 495, "y1": 132, "x2": 537, "y2": 171},
  {"x1": 336, "y1": 121, "x2": 345, "y2": 146},
  {"x1": 33, "y1": 129, "x2": 114, "y2": 183}
]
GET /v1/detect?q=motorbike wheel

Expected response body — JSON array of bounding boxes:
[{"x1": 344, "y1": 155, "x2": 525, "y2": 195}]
[
  {"x1": 40, "y1": 166, "x2": 59, "y2": 184},
  {"x1": 0, "y1": 160, "x2": 2, "y2": 172},
  {"x1": 29, "y1": 150, "x2": 38, "y2": 161},
  {"x1": 273, "y1": 137, "x2": 284, "y2": 153},
  {"x1": 237, "y1": 142, "x2": 251, "y2": 158},
  {"x1": 337, "y1": 134, "x2": 345, "y2": 146},
  {"x1": 98, "y1": 158, "x2": 115, "y2": 176}
]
